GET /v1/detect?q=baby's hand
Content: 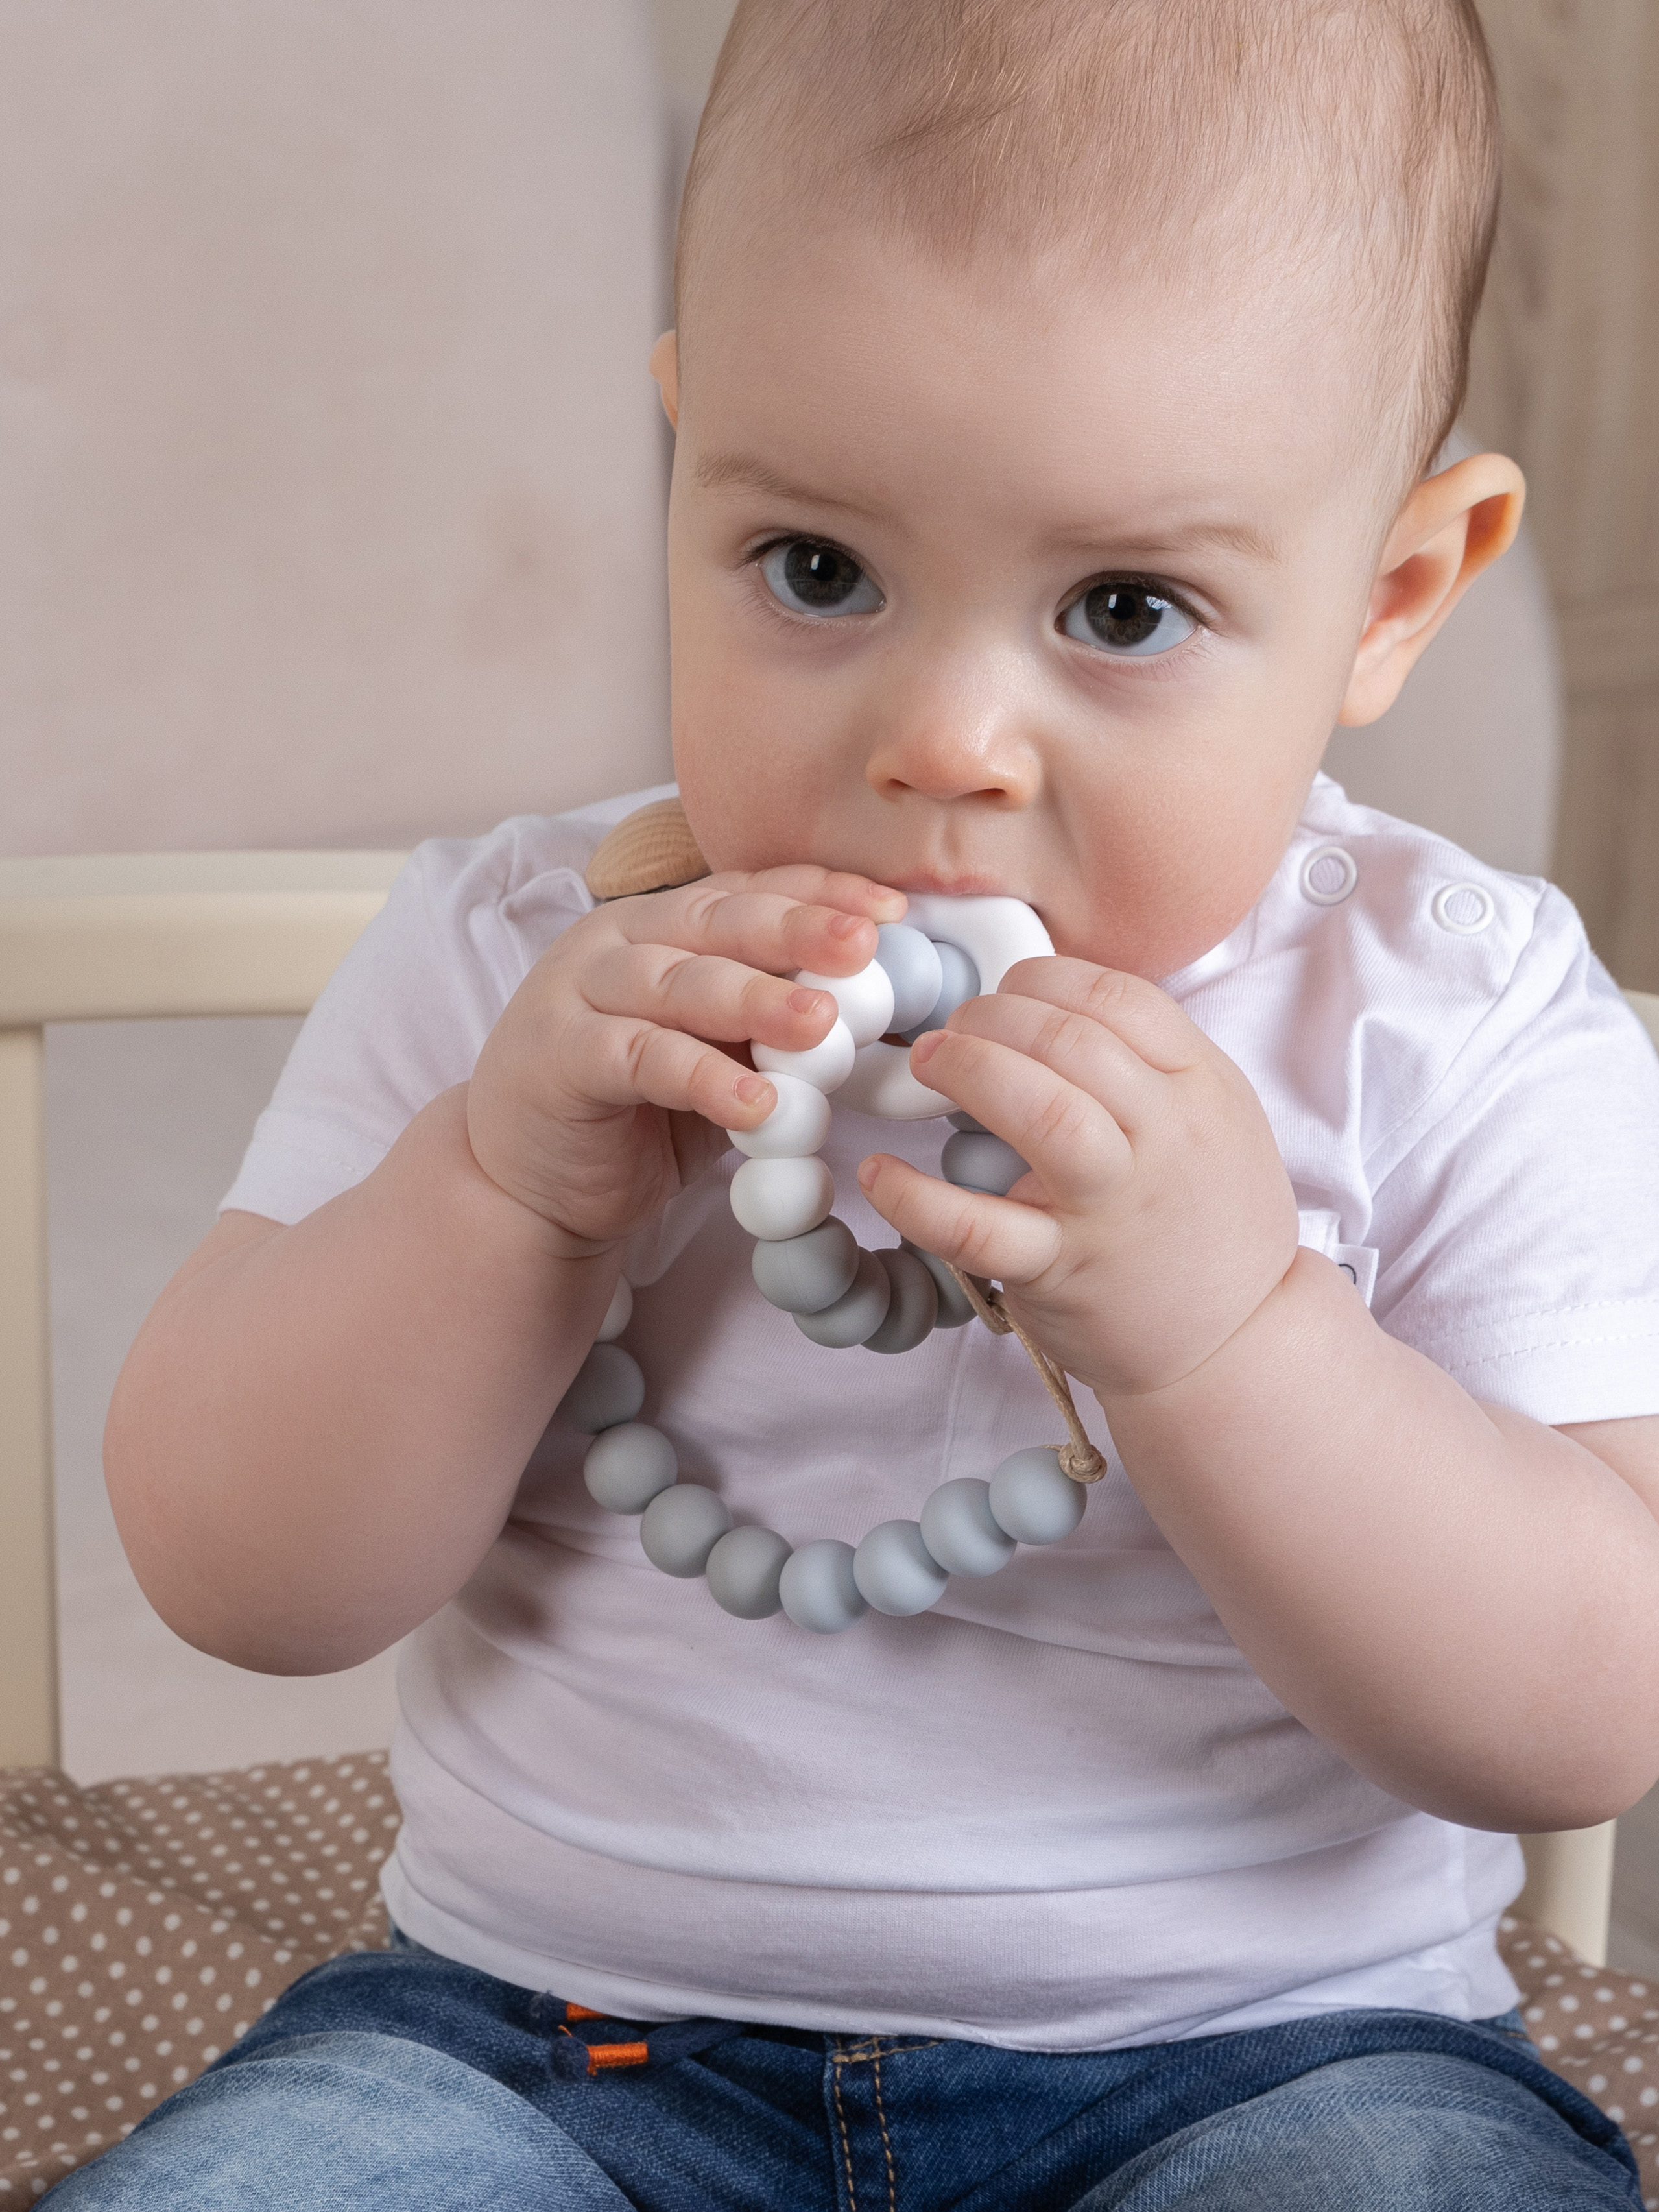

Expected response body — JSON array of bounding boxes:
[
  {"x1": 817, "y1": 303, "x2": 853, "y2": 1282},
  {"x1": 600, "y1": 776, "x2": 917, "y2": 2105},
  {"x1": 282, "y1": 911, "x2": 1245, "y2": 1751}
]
[
  {"x1": 468, "y1": 868, "x2": 905, "y2": 1251},
  {"x1": 857, "y1": 960, "x2": 1299, "y2": 1398}
]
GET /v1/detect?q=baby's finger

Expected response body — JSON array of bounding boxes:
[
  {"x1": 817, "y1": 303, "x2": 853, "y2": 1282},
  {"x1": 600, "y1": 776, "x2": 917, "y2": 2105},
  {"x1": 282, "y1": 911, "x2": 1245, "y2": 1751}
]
[
  {"x1": 582, "y1": 942, "x2": 839, "y2": 1057},
  {"x1": 855, "y1": 1153, "x2": 1064, "y2": 1286},
  {"x1": 612, "y1": 880, "x2": 885, "y2": 981},
  {"x1": 572, "y1": 1009, "x2": 776, "y2": 1129},
  {"x1": 997, "y1": 957, "x2": 1204, "y2": 1077},
  {"x1": 909, "y1": 1028, "x2": 1132, "y2": 1207},
  {"x1": 925, "y1": 993, "x2": 1164, "y2": 1138},
  {"x1": 736, "y1": 864, "x2": 907, "y2": 926}
]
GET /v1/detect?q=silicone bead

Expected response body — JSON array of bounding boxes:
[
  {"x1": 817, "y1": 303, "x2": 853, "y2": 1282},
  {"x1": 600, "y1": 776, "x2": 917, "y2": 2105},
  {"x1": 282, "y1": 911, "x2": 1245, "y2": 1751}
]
[
  {"x1": 863, "y1": 1245, "x2": 939, "y2": 1354},
  {"x1": 753, "y1": 1018, "x2": 857, "y2": 1094},
  {"x1": 730, "y1": 1155, "x2": 836, "y2": 1241},
  {"x1": 726, "y1": 1072, "x2": 833, "y2": 1160},
  {"x1": 752, "y1": 1218, "x2": 859, "y2": 1314},
  {"x1": 595, "y1": 1277, "x2": 634, "y2": 1343},
  {"x1": 941, "y1": 1131, "x2": 1030, "y2": 1196},
  {"x1": 902, "y1": 893, "x2": 1056, "y2": 995},
  {"x1": 901, "y1": 1242, "x2": 980, "y2": 1329},
  {"x1": 833, "y1": 1040, "x2": 954, "y2": 1122},
  {"x1": 778, "y1": 1539, "x2": 867, "y2": 1634},
  {"x1": 853, "y1": 1520, "x2": 949, "y2": 1616},
  {"x1": 919, "y1": 1478, "x2": 1017, "y2": 1577},
  {"x1": 582, "y1": 1422, "x2": 678, "y2": 1514},
  {"x1": 987, "y1": 1448, "x2": 1087, "y2": 1545},
  {"x1": 948, "y1": 1111, "x2": 989, "y2": 1135},
  {"x1": 640, "y1": 1483, "x2": 733, "y2": 1577},
  {"x1": 794, "y1": 961, "x2": 895, "y2": 1050},
  {"x1": 874, "y1": 924, "x2": 945, "y2": 1033},
  {"x1": 795, "y1": 1247, "x2": 891, "y2": 1348},
  {"x1": 705, "y1": 1525, "x2": 793, "y2": 1619},
  {"x1": 556, "y1": 1345, "x2": 645, "y2": 1433},
  {"x1": 900, "y1": 940, "x2": 979, "y2": 1043}
]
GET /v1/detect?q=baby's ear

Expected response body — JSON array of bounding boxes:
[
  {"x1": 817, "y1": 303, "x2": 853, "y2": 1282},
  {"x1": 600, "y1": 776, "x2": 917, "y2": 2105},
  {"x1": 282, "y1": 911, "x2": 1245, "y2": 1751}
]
[
  {"x1": 649, "y1": 331, "x2": 680, "y2": 429},
  {"x1": 1337, "y1": 454, "x2": 1526, "y2": 727}
]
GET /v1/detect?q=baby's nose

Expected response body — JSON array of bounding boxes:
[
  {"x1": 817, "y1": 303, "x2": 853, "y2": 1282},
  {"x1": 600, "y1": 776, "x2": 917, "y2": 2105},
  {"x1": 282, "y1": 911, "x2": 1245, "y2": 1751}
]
[{"x1": 863, "y1": 655, "x2": 1042, "y2": 808}]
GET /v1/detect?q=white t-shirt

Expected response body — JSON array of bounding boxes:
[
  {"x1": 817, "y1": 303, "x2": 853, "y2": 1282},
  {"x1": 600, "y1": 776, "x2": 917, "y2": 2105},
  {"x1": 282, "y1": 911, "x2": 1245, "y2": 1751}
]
[{"x1": 222, "y1": 775, "x2": 1659, "y2": 2051}]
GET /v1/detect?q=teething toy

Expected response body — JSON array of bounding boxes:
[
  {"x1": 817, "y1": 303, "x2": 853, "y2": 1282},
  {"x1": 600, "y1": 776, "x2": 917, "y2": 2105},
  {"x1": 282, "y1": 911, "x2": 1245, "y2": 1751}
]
[{"x1": 558, "y1": 894, "x2": 1105, "y2": 1633}]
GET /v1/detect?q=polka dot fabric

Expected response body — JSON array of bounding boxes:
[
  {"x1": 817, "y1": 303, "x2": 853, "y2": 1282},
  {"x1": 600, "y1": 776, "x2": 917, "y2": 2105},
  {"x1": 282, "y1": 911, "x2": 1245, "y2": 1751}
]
[{"x1": 0, "y1": 1752, "x2": 394, "y2": 2200}]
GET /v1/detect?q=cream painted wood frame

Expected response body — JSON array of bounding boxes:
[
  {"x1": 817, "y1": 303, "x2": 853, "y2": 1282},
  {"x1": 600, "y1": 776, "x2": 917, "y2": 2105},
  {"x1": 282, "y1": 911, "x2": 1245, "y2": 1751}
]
[{"x1": 1, "y1": 854, "x2": 1655, "y2": 1966}]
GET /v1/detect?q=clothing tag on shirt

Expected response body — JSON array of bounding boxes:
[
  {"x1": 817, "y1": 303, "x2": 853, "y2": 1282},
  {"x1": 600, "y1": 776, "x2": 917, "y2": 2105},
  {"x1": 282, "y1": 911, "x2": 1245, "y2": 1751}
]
[{"x1": 1296, "y1": 1209, "x2": 1379, "y2": 1308}]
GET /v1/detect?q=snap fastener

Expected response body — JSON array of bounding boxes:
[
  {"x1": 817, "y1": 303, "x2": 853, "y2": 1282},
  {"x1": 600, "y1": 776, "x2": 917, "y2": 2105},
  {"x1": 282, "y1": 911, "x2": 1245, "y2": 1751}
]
[
  {"x1": 1300, "y1": 845, "x2": 1358, "y2": 906},
  {"x1": 1431, "y1": 882, "x2": 1495, "y2": 935}
]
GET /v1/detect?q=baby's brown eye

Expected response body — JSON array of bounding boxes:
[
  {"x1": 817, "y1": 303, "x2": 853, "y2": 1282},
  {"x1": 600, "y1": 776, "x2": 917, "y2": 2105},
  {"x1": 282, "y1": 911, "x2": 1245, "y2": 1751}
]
[
  {"x1": 1060, "y1": 579, "x2": 1195, "y2": 658},
  {"x1": 760, "y1": 538, "x2": 883, "y2": 619}
]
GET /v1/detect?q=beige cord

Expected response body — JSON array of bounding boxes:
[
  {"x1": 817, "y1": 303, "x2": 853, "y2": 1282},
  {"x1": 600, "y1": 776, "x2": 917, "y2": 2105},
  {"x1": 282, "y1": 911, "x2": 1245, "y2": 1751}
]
[{"x1": 943, "y1": 1266, "x2": 1108, "y2": 1484}]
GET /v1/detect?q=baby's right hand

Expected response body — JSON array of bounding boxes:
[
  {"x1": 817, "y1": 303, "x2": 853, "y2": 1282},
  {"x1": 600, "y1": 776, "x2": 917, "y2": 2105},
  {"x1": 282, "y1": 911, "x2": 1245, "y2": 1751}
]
[{"x1": 466, "y1": 867, "x2": 905, "y2": 1251}]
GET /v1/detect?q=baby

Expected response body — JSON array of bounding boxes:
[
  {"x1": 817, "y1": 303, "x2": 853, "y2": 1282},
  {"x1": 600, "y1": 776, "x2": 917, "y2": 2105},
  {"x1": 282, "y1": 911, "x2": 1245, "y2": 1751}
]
[{"x1": 70, "y1": 1, "x2": 1659, "y2": 2206}]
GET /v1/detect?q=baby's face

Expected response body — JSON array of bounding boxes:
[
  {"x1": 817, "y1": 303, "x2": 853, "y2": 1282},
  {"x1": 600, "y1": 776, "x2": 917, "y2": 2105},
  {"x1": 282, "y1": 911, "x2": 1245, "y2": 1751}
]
[{"x1": 665, "y1": 227, "x2": 1392, "y2": 977}]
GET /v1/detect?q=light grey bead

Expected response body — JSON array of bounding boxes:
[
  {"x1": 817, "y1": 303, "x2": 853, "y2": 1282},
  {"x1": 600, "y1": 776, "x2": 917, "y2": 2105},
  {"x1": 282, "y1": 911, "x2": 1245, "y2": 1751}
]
[
  {"x1": 778, "y1": 1539, "x2": 867, "y2": 1634},
  {"x1": 900, "y1": 941, "x2": 980, "y2": 1043},
  {"x1": 795, "y1": 1247, "x2": 891, "y2": 1349},
  {"x1": 853, "y1": 1520, "x2": 949, "y2": 1616},
  {"x1": 752, "y1": 1218, "x2": 859, "y2": 1315},
  {"x1": 901, "y1": 1242, "x2": 981, "y2": 1330},
  {"x1": 556, "y1": 1344, "x2": 645, "y2": 1433},
  {"x1": 987, "y1": 1448, "x2": 1087, "y2": 1546},
  {"x1": 919, "y1": 1478, "x2": 1018, "y2": 1577},
  {"x1": 705, "y1": 1525, "x2": 793, "y2": 1619},
  {"x1": 874, "y1": 922, "x2": 946, "y2": 1033},
  {"x1": 863, "y1": 1246, "x2": 938, "y2": 1354},
  {"x1": 582, "y1": 1423, "x2": 678, "y2": 1515},
  {"x1": 639, "y1": 1483, "x2": 733, "y2": 1577},
  {"x1": 948, "y1": 1111, "x2": 989, "y2": 1135},
  {"x1": 942, "y1": 1131, "x2": 1030, "y2": 1196}
]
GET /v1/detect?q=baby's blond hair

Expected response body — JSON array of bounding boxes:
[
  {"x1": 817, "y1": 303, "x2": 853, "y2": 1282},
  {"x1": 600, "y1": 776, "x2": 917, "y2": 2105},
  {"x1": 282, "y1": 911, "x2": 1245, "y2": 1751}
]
[{"x1": 678, "y1": 0, "x2": 1500, "y2": 489}]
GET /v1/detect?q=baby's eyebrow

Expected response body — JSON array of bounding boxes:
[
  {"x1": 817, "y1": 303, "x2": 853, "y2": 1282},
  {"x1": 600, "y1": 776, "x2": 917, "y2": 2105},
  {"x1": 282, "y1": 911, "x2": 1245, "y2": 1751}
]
[
  {"x1": 691, "y1": 451, "x2": 894, "y2": 525},
  {"x1": 1047, "y1": 516, "x2": 1286, "y2": 566}
]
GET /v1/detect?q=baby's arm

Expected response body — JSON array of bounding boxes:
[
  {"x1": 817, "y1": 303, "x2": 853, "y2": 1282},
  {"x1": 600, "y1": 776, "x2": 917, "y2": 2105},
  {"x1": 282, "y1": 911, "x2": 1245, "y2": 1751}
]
[
  {"x1": 860, "y1": 958, "x2": 1659, "y2": 1834},
  {"x1": 104, "y1": 868, "x2": 901, "y2": 1674}
]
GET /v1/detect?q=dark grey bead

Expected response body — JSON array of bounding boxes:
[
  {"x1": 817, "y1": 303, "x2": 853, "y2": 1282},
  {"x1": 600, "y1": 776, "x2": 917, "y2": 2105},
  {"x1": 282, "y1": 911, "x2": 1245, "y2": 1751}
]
[
  {"x1": 705, "y1": 1525, "x2": 793, "y2": 1619},
  {"x1": 901, "y1": 1241, "x2": 983, "y2": 1329},
  {"x1": 751, "y1": 1218, "x2": 859, "y2": 1314},
  {"x1": 941, "y1": 1131, "x2": 1029, "y2": 1196},
  {"x1": 948, "y1": 1111, "x2": 989, "y2": 1134},
  {"x1": 863, "y1": 1246, "x2": 939, "y2": 1354},
  {"x1": 779, "y1": 1539, "x2": 866, "y2": 1633},
  {"x1": 795, "y1": 1248, "x2": 891, "y2": 1348},
  {"x1": 900, "y1": 941, "x2": 980, "y2": 1042},
  {"x1": 582, "y1": 1423, "x2": 678, "y2": 1514},
  {"x1": 987, "y1": 1448, "x2": 1088, "y2": 1545},
  {"x1": 556, "y1": 1344, "x2": 645, "y2": 1433},
  {"x1": 639, "y1": 1483, "x2": 733, "y2": 1576}
]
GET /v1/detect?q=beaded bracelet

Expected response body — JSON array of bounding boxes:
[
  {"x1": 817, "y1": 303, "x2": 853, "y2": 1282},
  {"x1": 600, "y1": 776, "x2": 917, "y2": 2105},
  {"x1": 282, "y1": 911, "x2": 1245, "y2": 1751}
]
[{"x1": 555, "y1": 897, "x2": 1101, "y2": 1635}]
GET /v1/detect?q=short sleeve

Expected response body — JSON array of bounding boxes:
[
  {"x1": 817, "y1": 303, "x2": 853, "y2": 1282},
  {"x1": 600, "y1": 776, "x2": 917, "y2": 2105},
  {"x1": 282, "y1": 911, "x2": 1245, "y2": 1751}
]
[
  {"x1": 1367, "y1": 887, "x2": 1659, "y2": 1425},
  {"x1": 219, "y1": 813, "x2": 606, "y2": 1225}
]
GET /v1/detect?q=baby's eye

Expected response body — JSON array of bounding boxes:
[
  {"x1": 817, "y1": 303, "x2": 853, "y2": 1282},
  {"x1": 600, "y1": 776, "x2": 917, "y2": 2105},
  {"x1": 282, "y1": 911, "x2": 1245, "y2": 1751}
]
[
  {"x1": 759, "y1": 538, "x2": 883, "y2": 619},
  {"x1": 1060, "y1": 579, "x2": 1196, "y2": 658}
]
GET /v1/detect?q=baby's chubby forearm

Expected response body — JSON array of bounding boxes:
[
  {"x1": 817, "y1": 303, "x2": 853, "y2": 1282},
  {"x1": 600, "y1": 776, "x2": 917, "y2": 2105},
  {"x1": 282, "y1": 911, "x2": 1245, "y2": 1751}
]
[
  {"x1": 860, "y1": 955, "x2": 1659, "y2": 1833},
  {"x1": 106, "y1": 866, "x2": 903, "y2": 1674}
]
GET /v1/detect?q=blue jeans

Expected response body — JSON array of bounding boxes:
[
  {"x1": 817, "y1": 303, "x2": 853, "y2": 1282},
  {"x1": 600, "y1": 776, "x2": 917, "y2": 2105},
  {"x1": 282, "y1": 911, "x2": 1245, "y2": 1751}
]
[{"x1": 49, "y1": 1935, "x2": 1640, "y2": 2210}]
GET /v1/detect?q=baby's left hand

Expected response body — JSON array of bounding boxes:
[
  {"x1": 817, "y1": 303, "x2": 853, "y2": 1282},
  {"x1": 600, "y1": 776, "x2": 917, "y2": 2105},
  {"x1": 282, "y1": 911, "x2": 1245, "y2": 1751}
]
[{"x1": 856, "y1": 959, "x2": 1300, "y2": 1399}]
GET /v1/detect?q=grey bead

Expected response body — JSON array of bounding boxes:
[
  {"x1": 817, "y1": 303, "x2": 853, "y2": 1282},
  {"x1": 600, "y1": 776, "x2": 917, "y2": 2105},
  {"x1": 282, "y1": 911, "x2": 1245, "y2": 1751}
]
[
  {"x1": 853, "y1": 1520, "x2": 949, "y2": 1616},
  {"x1": 919, "y1": 1478, "x2": 1018, "y2": 1577},
  {"x1": 705, "y1": 1524, "x2": 793, "y2": 1619},
  {"x1": 863, "y1": 1247, "x2": 938, "y2": 1354},
  {"x1": 794, "y1": 1247, "x2": 891, "y2": 1348},
  {"x1": 986, "y1": 1448, "x2": 1087, "y2": 1546},
  {"x1": 948, "y1": 1111, "x2": 989, "y2": 1135},
  {"x1": 778, "y1": 1539, "x2": 867, "y2": 1634},
  {"x1": 582, "y1": 1423, "x2": 678, "y2": 1515},
  {"x1": 900, "y1": 940, "x2": 980, "y2": 1043},
  {"x1": 556, "y1": 1344, "x2": 645, "y2": 1433},
  {"x1": 874, "y1": 922, "x2": 946, "y2": 1033},
  {"x1": 639, "y1": 1483, "x2": 733, "y2": 1577},
  {"x1": 942, "y1": 1131, "x2": 1030, "y2": 1196},
  {"x1": 752, "y1": 1217, "x2": 859, "y2": 1315},
  {"x1": 901, "y1": 1242, "x2": 982, "y2": 1330}
]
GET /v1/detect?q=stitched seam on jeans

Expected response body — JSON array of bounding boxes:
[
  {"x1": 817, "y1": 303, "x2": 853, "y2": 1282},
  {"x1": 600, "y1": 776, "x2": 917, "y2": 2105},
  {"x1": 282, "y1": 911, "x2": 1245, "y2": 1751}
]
[
  {"x1": 872, "y1": 2052, "x2": 896, "y2": 2212},
  {"x1": 832, "y1": 2046, "x2": 859, "y2": 2212}
]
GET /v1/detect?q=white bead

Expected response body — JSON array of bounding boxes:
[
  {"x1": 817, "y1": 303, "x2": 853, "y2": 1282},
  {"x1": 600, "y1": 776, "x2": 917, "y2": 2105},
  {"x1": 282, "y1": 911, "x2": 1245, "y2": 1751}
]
[
  {"x1": 853, "y1": 1520, "x2": 949, "y2": 1616},
  {"x1": 834, "y1": 1041, "x2": 953, "y2": 1122},
  {"x1": 919, "y1": 1478, "x2": 1017, "y2": 1577},
  {"x1": 595, "y1": 1277, "x2": 633, "y2": 1343},
  {"x1": 778, "y1": 1539, "x2": 866, "y2": 1634},
  {"x1": 583, "y1": 1423, "x2": 677, "y2": 1513},
  {"x1": 726, "y1": 1072, "x2": 833, "y2": 1159},
  {"x1": 640, "y1": 1484, "x2": 733, "y2": 1577},
  {"x1": 794, "y1": 961, "x2": 896, "y2": 1049},
  {"x1": 705, "y1": 1525, "x2": 793, "y2": 1618},
  {"x1": 987, "y1": 1448, "x2": 1086, "y2": 1545},
  {"x1": 752, "y1": 1018, "x2": 857, "y2": 1094},
  {"x1": 901, "y1": 894, "x2": 1055, "y2": 995},
  {"x1": 730, "y1": 1155, "x2": 836, "y2": 1241}
]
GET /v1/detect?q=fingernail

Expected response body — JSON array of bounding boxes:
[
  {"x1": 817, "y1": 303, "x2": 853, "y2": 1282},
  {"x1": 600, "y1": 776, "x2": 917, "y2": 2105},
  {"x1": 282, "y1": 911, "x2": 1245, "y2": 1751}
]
[
  {"x1": 734, "y1": 1074, "x2": 772, "y2": 1106},
  {"x1": 909, "y1": 1029, "x2": 942, "y2": 1066},
  {"x1": 788, "y1": 987, "x2": 827, "y2": 1015},
  {"x1": 857, "y1": 1159, "x2": 878, "y2": 1190},
  {"x1": 830, "y1": 912, "x2": 865, "y2": 939}
]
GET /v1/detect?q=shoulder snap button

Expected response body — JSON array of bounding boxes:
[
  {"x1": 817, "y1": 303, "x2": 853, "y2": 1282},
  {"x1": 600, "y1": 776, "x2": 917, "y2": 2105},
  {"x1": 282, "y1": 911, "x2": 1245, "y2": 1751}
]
[
  {"x1": 1300, "y1": 845, "x2": 1358, "y2": 906},
  {"x1": 1431, "y1": 882, "x2": 1496, "y2": 935}
]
